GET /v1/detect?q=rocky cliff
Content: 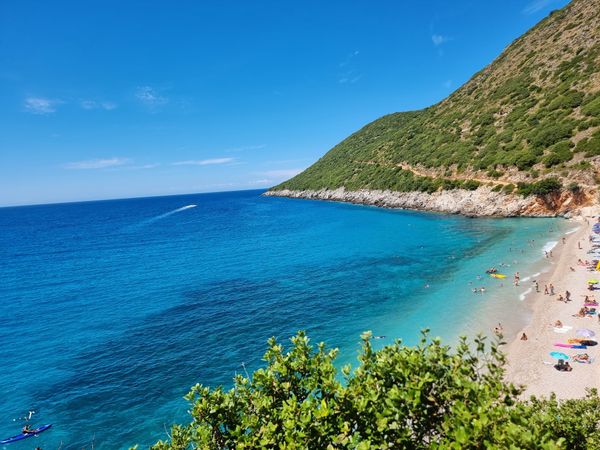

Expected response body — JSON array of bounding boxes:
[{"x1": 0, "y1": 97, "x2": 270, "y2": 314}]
[{"x1": 264, "y1": 186, "x2": 598, "y2": 218}]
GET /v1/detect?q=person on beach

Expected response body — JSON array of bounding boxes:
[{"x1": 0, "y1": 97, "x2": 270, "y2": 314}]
[
  {"x1": 544, "y1": 284, "x2": 549, "y2": 295},
  {"x1": 545, "y1": 251, "x2": 548, "y2": 258},
  {"x1": 565, "y1": 290, "x2": 571, "y2": 302},
  {"x1": 535, "y1": 281, "x2": 539, "y2": 293},
  {"x1": 562, "y1": 237, "x2": 566, "y2": 245},
  {"x1": 520, "y1": 332, "x2": 528, "y2": 341},
  {"x1": 555, "y1": 361, "x2": 573, "y2": 372},
  {"x1": 573, "y1": 353, "x2": 590, "y2": 363},
  {"x1": 550, "y1": 250, "x2": 553, "y2": 257},
  {"x1": 554, "y1": 320, "x2": 563, "y2": 327},
  {"x1": 579, "y1": 241, "x2": 582, "y2": 249},
  {"x1": 557, "y1": 294, "x2": 564, "y2": 302},
  {"x1": 550, "y1": 284, "x2": 555, "y2": 295}
]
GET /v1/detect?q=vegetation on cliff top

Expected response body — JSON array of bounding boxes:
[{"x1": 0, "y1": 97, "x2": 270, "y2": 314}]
[
  {"x1": 272, "y1": 0, "x2": 600, "y2": 195},
  {"x1": 145, "y1": 332, "x2": 600, "y2": 449}
]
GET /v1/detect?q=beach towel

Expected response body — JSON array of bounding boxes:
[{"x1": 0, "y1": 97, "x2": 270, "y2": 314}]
[{"x1": 553, "y1": 326, "x2": 573, "y2": 333}]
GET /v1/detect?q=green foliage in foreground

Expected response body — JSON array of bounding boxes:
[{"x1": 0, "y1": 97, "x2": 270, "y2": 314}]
[{"x1": 145, "y1": 332, "x2": 600, "y2": 449}]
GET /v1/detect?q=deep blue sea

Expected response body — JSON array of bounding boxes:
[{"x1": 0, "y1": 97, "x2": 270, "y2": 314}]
[{"x1": 0, "y1": 189, "x2": 569, "y2": 449}]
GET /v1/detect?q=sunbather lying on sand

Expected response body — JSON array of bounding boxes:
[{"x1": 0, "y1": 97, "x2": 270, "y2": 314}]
[{"x1": 572, "y1": 353, "x2": 591, "y2": 363}]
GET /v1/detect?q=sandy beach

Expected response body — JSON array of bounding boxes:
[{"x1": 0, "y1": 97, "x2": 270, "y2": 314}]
[{"x1": 505, "y1": 216, "x2": 600, "y2": 399}]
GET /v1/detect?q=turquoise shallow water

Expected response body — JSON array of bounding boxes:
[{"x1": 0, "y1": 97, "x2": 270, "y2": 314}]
[{"x1": 0, "y1": 189, "x2": 567, "y2": 449}]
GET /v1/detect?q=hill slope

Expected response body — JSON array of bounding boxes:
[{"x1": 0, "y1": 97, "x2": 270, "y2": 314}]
[{"x1": 267, "y1": 0, "x2": 600, "y2": 216}]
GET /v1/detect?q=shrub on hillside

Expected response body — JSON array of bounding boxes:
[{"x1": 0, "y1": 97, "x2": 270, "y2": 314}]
[{"x1": 518, "y1": 178, "x2": 562, "y2": 196}]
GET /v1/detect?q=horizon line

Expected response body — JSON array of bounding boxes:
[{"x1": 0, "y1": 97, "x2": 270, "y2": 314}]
[{"x1": 0, "y1": 187, "x2": 271, "y2": 209}]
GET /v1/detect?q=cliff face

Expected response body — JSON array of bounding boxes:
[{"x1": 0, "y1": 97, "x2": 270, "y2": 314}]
[
  {"x1": 267, "y1": 0, "x2": 600, "y2": 217},
  {"x1": 264, "y1": 187, "x2": 597, "y2": 218}
]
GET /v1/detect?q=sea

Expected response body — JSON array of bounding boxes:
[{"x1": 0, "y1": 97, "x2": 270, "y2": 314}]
[{"x1": 0, "y1": 189, "x2": 570, "y2": 449}]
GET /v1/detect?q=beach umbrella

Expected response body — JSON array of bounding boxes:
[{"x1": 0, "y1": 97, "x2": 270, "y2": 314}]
[
  {"x1": 576, "y1": 328, "x2": 596, "y2": 338},
  {"x1": 587, "y1": 279, "x2": 599, "y2": 284},
  {"x1": 549, "y1": 351, "x2": 569, "y2": 360}
]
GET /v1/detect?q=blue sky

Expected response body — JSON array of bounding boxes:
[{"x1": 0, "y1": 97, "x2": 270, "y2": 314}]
[{"x1": 0, "y1": 0, "x2": 569, "y2": 206}]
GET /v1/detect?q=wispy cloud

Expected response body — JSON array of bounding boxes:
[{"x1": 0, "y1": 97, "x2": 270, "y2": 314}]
[
  {"x1": 225, "y1": 144, "x2": 266, "y2": 153},
  {"x1": 339, "y1": 74, "x2": 362, "y2": 84},
  {"x1": 338, "y1": 50, "x2": 362, "y2": 84},
  {"x1": 431, "y1": 34, "x2": 451, "y2": 46},
  {"x1": 172, "y1": 158, "x2": 235, "y2": 166},
  {"x1": 109, "y1": 163, "x2": 160, "y2": 171},
  {"x1": 262, "y1": 168, "x2": 304, "y2": 178},
  {"x1": 24, "y1": 97, "x2": 62, "y2": 114},
  {"x1": 339, "y1": 50, "x2": 360, "y2": 68},
  {"x1": 80, "y1": 100, "x2": 117, "y2": 110},
  {"x1": 523, "y1": 0, "x2": 556, "y2": 14},
  {"x1": 135, "y1": 86, "x2": 168, "y2": 107},
  {"x1": 64, "y1": 157, "x2": 130, "y2": 170},
  {"x1": 248, "y1": 179, "x2": 272, "y2": 185}
]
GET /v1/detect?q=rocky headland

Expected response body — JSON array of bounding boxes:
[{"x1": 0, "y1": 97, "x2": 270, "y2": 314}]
[{"x1": 264, "y1": 186, "x2": 599, "y2": 218}]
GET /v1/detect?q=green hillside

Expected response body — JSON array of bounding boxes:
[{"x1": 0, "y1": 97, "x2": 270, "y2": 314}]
[{"x1": 271, "y1": 0, "x2": 600, "y2": 196}]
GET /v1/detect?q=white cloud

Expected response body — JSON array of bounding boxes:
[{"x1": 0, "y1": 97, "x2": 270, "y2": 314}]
[
  {"x1": 172, "y1": 158, "x2": 235, "y2": 166},
  {"x1": 338, "y1": 50, "x2": 362, "y2": 84},
  {"x1": 101, "y1": 101, "x2": 117, "y2": 110},
  {"x1": 431, "y1": 34, "x2": 450, "y2": 46},
  {"x1": 135, "y1": 86, "x2": 168, "y2": 107},
  {"x1": 523, "y1": 0, "x2": 555, "y2": 14},
  {"x1": 225, "y1": 144, "x2": 266, "y2": 153},
  {"x1": 262, "y1": 168, "x2": 304, "y2": 178},
  {"x1": 64, "y1": 157, "x2": 130, "y2": 170},
  {"x1": 248, "y1": 179, "x2": 272, "y2": 185},
  {"x1": 24, "y1": 97, "x2": 62, "y2": 114},
  {"x1": 339, "y1": 74, "x2": 362, "y2": 84},
  {"x1": 339, "y1": 50, "x2": 360, "y2": 68},
  {"x1": 80, "y1": 100, "x2": 97, "y2": 110},
  {"x1": 109, "y1": 163, "x2": 160, "y2": 171},
  {"x1": 81, "y1": 100, "x2": 118, "y2": 110}
]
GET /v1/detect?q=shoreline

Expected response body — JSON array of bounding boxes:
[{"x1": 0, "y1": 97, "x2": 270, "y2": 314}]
[
  {"x1": 504, "y1": 217, "x2": 600, "y2": 399},
  {"x1": 264, "y1": 187, "x2": 598, "y2": 218}
]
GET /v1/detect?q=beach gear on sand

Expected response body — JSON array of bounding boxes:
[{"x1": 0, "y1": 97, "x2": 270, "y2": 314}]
[
  {"x1": 576, "y1": 328, "x2": 596, "y2": 338},
  {"x1": 579, "y1": 340, "x2": 598, "y2": 346},
  {"x1": 588, "y1": 279, "x2": 599, "y2": 284},
  {"x1": 553, "y1": 325, "x2": 573, "y2": 333},
  {"x1": 550, "y1": 351, "x2": 569, "y2": 360},
  {"x1": 555, "y1": 343, "x2": 587, "y2": 349},
  {"x1": 0, "y1": 424, "x2": 52, "y2": 445}
]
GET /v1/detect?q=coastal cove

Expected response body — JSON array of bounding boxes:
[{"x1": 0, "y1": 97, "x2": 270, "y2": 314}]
[{"x1": 0, "y1": 189, "x2": 571, "y2": 449}]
